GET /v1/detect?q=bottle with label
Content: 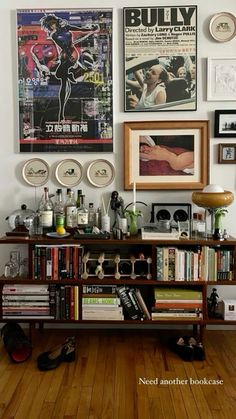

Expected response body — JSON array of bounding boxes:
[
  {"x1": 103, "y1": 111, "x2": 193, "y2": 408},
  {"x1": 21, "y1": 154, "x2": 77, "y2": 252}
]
[
  {"x1": 88, "y1": 203, "x2": 96, "y2": 228},
  {"x1": 77, "y1": 195, "x2": 89, "y2": 229},
  {"x1": 54, "y1": 188, "x2": 65, "y2": 228},
  {"x1": 38, "y1": 187, "x2": 53, "y2": 233},
  {"x1": 76, "y1": 189, "x2": 83, "y2": 208},
  {"x1": 65, "y1": 190, "x2": 77, "y2": 228}
]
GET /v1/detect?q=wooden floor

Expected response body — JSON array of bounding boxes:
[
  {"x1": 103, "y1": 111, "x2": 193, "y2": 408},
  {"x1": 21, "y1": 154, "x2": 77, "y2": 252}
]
[{"x1": 0, "y1": 328, "x2": 236, "y2": 419}]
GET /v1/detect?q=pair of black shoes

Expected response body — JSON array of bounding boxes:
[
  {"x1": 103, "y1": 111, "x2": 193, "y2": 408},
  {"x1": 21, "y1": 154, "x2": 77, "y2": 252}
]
[
  {"x1": 169, "y1": 336, "x2": 205, "y2": 361},
  {"x1": 37, "y1": 336, "x2": 76, "y2": 371}
]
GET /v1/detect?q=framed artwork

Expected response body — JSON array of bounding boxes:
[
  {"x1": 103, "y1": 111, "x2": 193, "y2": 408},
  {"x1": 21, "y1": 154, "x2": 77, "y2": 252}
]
[
  {"x1": 215, "y1": 110, "x2": 236, "y2": 137},
  {"x1": 209, "y1": 12, "x2": 236, "y2": 43},
  {"x1": 17, "y1": 9, "x2": 113, "y2": 152},
  {"x1": 86, "y1": 159, "x2": 115, "y2": 187},
  {"x1": 207, "y1": 58, "x2": 236, "y2": 101},
  {"x1": 55, "y1": 159, "x2": 83, "y2": 187},
  {"x1": 22, "y1": 158, "x2": 49, "y2": 186},
  {"x1": 123, "y1": 6, "x2": 197, "y2": 112},
  {"x1": 124, "y1": 120, "x2": 209, "y2": 190},
  {"x1": 218, "y1": 143, "x2": 236, "y2": 164}
]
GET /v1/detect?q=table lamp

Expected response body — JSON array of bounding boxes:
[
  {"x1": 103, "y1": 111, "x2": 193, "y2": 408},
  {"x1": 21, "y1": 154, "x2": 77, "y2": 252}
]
[{"x1": 192, "y1": 184, "x2": 234, "y2": 237}]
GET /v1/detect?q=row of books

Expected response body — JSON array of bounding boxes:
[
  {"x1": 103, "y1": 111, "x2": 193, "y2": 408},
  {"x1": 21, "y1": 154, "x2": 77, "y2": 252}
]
[
  {"x1": 156, "y1": 246, "x2": 233, "y2": 282},
  {"x1": 82, "y1": 296, "x2": 124, "y2": 320},
  {"x1": 152, "y1": 287, "x2": 203, "y2": 320},
  {"x1": 32, "y1": 245, "x2": 83, "y2": 281}
]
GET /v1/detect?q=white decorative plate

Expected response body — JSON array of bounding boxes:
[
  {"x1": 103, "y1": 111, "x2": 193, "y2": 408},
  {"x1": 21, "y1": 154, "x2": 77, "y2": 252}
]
[
  {"x1": 87, "y1": 159, "x2": 115, "y2": 188},
  {"x1": 55, "y1": 159, "x2": 83, "y2": 187},
  {"x1": 209, "y1": 12, "x2": 236, "y2": 42},
  {"x1": 46, "y1": 232, "x2": 70, "y2": 238},
  {"x1": 22, "y1": 158, "x2": 49, "y2": 186}
]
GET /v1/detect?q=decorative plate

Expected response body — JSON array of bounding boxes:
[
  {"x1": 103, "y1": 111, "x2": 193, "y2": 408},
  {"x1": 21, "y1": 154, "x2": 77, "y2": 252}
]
[
  {"x1": 22, "y1": 158, "x2": 49, "y2": 186},
  {"x1": 55, "y1": 159, "x2": 83, "y2": 187},
  {"x1": 209, "y1": 12, "x2": 236, "y2": 42},
  {"x1": 46, "y1": 232, "x2": 70, "y2": 238},
  {"x1": 87, "y1": 159, "x2": 115, "y2": 188}
]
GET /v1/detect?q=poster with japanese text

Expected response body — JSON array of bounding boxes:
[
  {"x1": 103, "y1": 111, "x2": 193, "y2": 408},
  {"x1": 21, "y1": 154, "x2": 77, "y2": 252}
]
[
  {"x1": 124, "y1": 6, "x2": 197, "y2": 112},
  {"x1": 17, "y1": 9, "x2": 113, "y2": 152}
]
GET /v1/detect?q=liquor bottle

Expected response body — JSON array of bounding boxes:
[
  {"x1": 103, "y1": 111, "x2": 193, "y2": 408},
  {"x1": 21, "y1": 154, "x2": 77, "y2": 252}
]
[
  {"x1": 38, "y1": 187, "x2": 53, "y2": 233},
  {"x1": 76, "y1": 189, "x2": 83, "y2": 208},
  {"x1": 88, "y1": 203, "x2": 96, "y2": 228},
  {"x1": 65, "y1": 190, "x2": 77, "y2": 228},
  {"x1": 54, "y1": 188, "x2": 65, "y2": 228},
  {"x1": 77, "y1": 195, "x2": 89, "y2": 229}
]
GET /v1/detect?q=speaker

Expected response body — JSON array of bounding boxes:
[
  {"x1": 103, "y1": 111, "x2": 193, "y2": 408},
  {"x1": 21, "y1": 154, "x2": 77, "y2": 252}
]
[{"x1": 150, "y1": 203, "x2": 192, "y2": 229}]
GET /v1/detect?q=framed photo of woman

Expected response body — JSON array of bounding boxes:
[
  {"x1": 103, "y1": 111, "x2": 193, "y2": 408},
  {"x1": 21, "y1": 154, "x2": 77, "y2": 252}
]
[{"x1": 124, "y1": 120, "x2": 209, "y2": 190}]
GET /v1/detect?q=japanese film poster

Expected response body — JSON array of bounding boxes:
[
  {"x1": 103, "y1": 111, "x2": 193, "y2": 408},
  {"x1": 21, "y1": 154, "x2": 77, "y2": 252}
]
[
  {"x1": 124, "y1": 6, "x2": 197, "y2": 112},
  {"x1": 17, "y1": 9, "x2": 113, "y2": 152}
]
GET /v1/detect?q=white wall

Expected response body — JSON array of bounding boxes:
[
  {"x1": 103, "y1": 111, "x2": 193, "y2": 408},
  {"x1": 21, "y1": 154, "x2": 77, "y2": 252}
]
[{"x1": 0, "y1": 1, "x2": 236, "y2": 272}]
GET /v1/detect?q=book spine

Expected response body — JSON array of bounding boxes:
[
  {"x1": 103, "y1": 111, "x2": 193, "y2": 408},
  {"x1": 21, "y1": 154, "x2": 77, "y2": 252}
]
[{"x1": 116, "y1": 286, "x2": 139, "y2": 320}]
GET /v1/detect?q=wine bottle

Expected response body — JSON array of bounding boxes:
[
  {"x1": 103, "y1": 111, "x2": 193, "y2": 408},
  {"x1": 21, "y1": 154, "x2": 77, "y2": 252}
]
[
  {"x1": 38, "y1": 187, "x2": 53, "y2": 233},
  {"x1": 54, "y1": 188, "x2": 65, "y2": 228},
  {"x1": 65, "y1": 190, "x2": 77, "y2": 228}
]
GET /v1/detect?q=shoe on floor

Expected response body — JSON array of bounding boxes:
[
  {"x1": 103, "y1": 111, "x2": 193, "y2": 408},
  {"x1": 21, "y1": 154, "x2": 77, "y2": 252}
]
[
  {"x1": 37, "y1": 336, "x2": 76, "y2": 371},
  {"x1": 169, "y1": 336, "x2": 194, "y2": 361}
]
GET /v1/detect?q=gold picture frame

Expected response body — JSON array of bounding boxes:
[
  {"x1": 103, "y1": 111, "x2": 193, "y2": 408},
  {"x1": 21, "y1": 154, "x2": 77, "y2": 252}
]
[{"x1": 124, "y1": 120, "x2": 209, "y2": 190}]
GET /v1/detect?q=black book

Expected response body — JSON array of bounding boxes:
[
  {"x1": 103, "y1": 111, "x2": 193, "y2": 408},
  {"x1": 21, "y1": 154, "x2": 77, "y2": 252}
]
[{"x1": 116, "y1": 286, "x2": 141, "y2": 320}]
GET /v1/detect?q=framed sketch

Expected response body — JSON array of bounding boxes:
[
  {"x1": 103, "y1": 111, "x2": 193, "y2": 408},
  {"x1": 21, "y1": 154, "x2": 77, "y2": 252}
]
[
  {"x1": 207, "y1": 58, "x2": 236, "y2": 101},
  {"x1": 209, "y1": 12, "x2": 236, "y2": 43},
  {"x1": 123, "y1": 6, "x2": 197, "y2": 112},
  {"x1": 87, "y1": 159, "x2": 115, "y2": 187},
  {"x1": 22, "y1": 158, "x2": 49, "y2": 186},
  {"x1": 55, "y1": 159, "x2": 83, "y2": 187},
  {"x1": 17, "y1": 8, "x2": 113, "y2": 152},
  {"x1": 124, "y1": 120, "x2": 209, "y2": 190},
  {"x1": 215, "y1": 110, "x2": 236, "y2": 137},
  {"x1": 218, "y1": 143, "x2": 236, "y2": 164}
]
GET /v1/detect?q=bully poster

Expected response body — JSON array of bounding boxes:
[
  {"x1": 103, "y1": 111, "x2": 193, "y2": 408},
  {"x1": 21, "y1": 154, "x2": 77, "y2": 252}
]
[{"x1": 17, "y1": 9, "x2": 113, "y2": 152}]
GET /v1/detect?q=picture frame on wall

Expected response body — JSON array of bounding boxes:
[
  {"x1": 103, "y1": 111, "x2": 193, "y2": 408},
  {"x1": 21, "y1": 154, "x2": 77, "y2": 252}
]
[
  {"x1": 207, "y1": 58, "x2": 236, "y2": 101},
  {"x1": 123, "y1": 5, "x2": 197, "y2": 112},
  {"x1": 17, "y1": 8, "x2": 113, "y2": 152},
  {"x1": 215, "y1": 110, "x2": 236, "y2": 137},
  {"x1": 124, "y1": 120, "x2": 209, "y2": 190},
  {"x1": 218, "y1": 143, "x2": 236, "y2": 164}
]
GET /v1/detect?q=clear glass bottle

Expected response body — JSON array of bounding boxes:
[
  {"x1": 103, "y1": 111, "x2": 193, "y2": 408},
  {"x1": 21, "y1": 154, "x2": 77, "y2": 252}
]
[
  {"x1": 4, "y1": 250, "x2": 21, "y2": 278},
  {"x1": 38, "y1": 187, "x2": 53, "y2": 233},
  {"x1": 77, "y1": 195, "x2": 89, "y2": 229},
  {"x1": 88, "y1": 203, "x2": 96, "y2": 228},
  {"x1": 65, "y1": 190, "x2": 77, "y2": 228},
  {"x1": 54, "y1": 188, "x2": 65, "y2": 228}
]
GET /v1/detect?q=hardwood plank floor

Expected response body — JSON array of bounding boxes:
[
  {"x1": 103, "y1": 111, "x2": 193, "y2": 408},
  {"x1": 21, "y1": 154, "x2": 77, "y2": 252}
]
[{"x1": 0, "y1": 328, "x2": 235, "y2": 419}]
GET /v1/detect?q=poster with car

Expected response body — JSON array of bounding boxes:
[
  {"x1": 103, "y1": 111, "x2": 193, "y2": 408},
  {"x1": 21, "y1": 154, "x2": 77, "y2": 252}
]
[
  {"x1": 17, "y1": 8, "x2": 113, "y2": 152},
  {"x1": 124, "y1": 6, "x2": 197, "y2": 112}
]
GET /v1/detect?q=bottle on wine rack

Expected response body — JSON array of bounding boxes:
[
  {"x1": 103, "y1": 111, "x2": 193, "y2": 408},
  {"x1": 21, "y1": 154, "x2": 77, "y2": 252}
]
[{"x1": 38, "y1": 187, "x2": 54, "y2": 234}]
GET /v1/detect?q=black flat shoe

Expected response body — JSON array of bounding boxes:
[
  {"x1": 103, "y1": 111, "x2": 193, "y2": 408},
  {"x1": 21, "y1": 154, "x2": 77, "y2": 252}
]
[
  {"x1": 37, "y1": 336, "x2": 76, "y2": 371},
  {"x1": 169, "y1": 336, "x2": 194, "y2": 361}
]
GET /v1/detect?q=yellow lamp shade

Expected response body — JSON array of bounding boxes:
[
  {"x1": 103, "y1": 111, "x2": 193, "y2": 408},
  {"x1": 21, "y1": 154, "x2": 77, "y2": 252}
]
[{"x1": 192, "y1": 190, "x2": 234, "y2": 209}]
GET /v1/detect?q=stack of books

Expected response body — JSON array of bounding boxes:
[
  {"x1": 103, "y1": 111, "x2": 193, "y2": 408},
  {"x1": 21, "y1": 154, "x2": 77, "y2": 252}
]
[
  {"x1": 2, "y1": 284, "x2": 53, "y2": 319},
  {"x1": 152, "y1": 287, "x2": 203, "y2": 320},
  {"x1": 82, "y1": 284, "x2": 123, "y2": 320},
  {"x1": 116, "y1": 286, "x2": 151, "y2": 320}
]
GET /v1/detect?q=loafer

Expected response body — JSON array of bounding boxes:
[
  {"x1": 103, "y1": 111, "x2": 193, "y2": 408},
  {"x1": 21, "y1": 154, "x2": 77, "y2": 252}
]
[
  {"x1": 37, "y1": 336, "x2": 76, "y2": 371},
  {"x1": 184, "y1": 336, "x2": 205, "y2": 361},
  {"x1": 169, "y1": 336, "x2": 194, "y2": 361}
]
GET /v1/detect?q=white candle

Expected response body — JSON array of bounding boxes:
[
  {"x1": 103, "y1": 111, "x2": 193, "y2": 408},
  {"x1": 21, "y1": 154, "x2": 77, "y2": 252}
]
[{"x1": 133, "y1": 181, "x2": 136, "y2": 212}]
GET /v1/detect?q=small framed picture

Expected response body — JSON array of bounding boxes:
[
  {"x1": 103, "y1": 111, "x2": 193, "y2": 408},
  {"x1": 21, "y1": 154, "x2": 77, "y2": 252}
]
[
  {"x1": 215, "y1": 110, "x2": 236, "y2": 137},
  {"x1": 218, "y1": 143, "x2": 236, "y2": 164},
  {"x1": 207, "y1": 58, "x2": 236, "y2": 101}
]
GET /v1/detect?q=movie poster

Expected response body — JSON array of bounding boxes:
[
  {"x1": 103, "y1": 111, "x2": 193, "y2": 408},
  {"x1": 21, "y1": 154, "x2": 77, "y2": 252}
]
[
  {"x1": 124, "y1": 6, "x2": 197, "y2": 112},
  {"x1": 17, "y1": 9, "x2": 113, "y2": 152}
]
